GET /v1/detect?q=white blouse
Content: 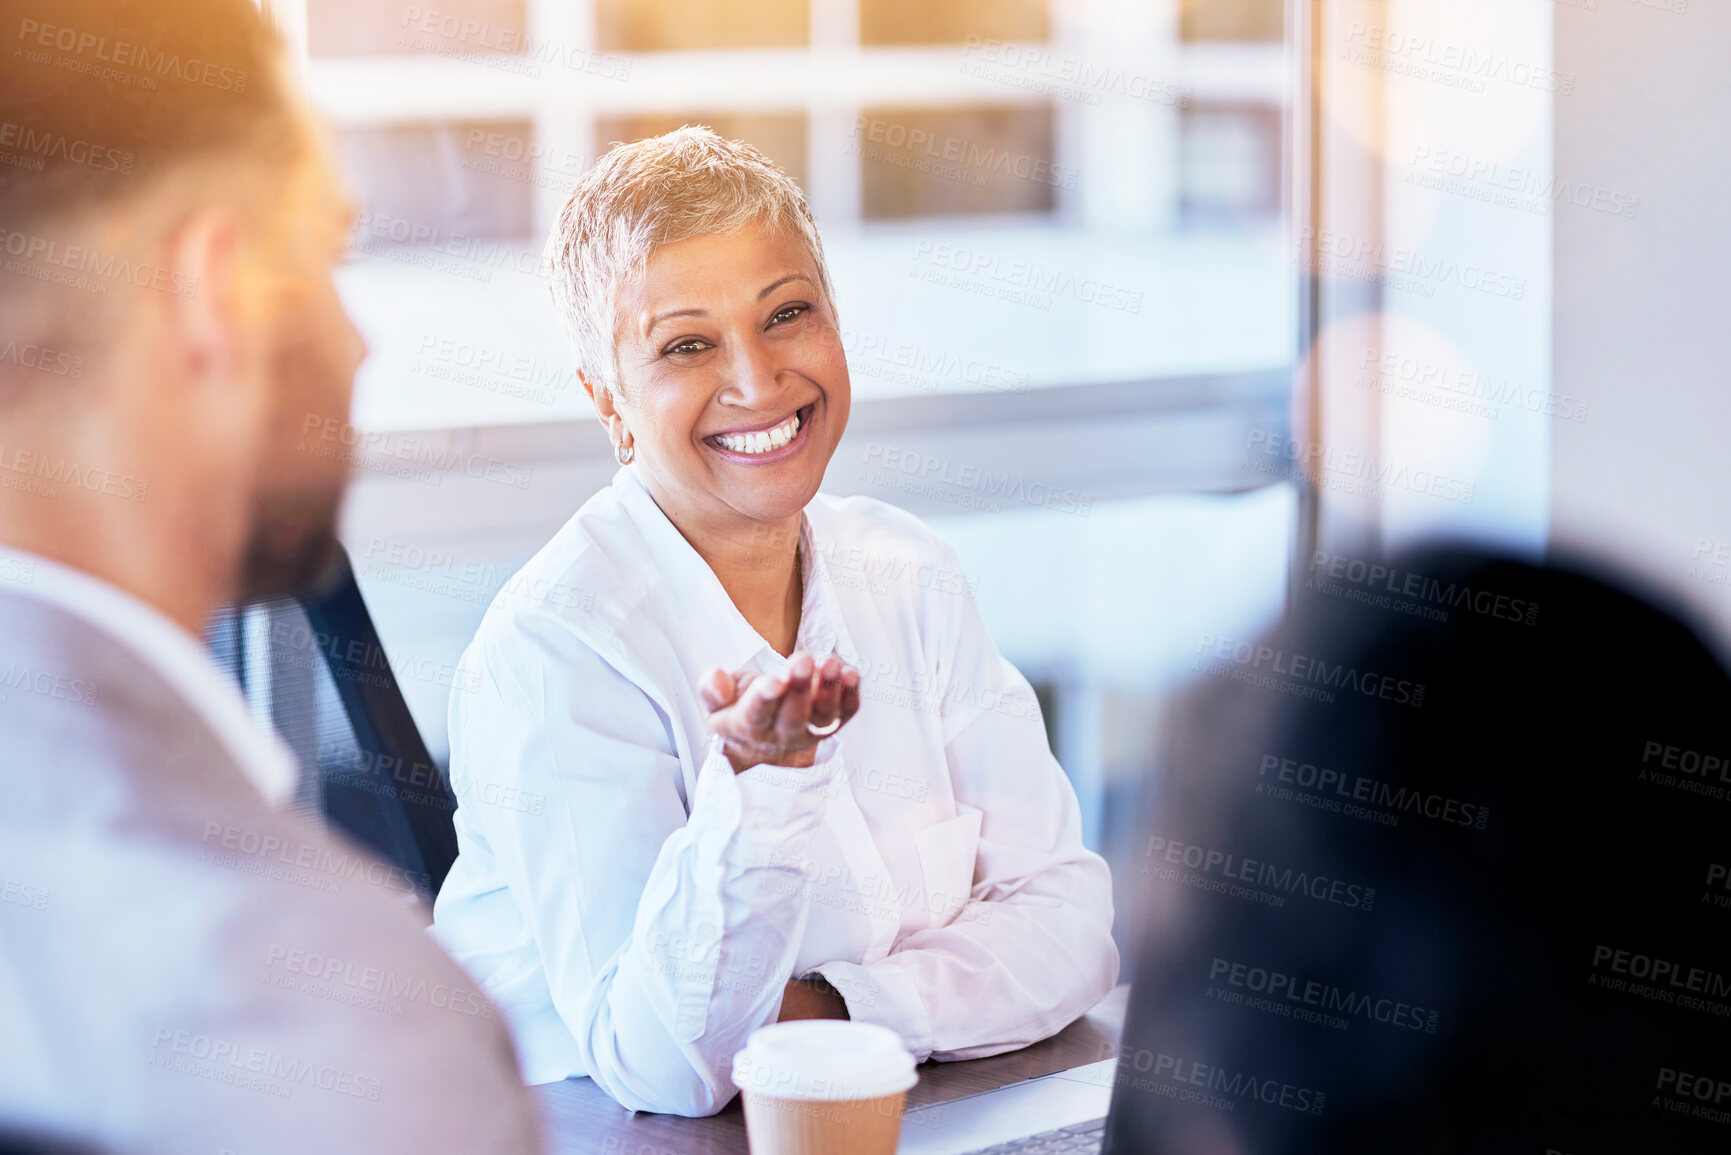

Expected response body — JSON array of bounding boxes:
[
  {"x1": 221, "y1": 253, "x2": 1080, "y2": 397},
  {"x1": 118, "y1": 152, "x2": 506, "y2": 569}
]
[{"x1": 432, "y1": 467, "x2": 1118, "y2": 1116}]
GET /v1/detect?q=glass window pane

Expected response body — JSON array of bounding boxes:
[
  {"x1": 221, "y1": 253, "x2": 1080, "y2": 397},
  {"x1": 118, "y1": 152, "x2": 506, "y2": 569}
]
[
  {"x1": 927, "y1": 485, "x2": 1297, "y2": 874},
  {"x1": 596, "y1": 0, "x2": 808, "y2": 52},
  {"x1": 338, "y1": 121, "x2": 533, "y2": 242},
  {"x1": 309, "y1": 0, "x2": 528, "y2": 57},
  {"x1": 860, "y1": 0, "x2": 1047, "y2": 47},
  {"x1": 1178, "y1": 0, "x2": 1284, "y2": 43},
  {"x1": 306, "y1": 0, "x2": 1300, "y2": 900},
  {"x1": 1179, "y1": 103, "x2": 1283, "y2": 226},
  {"x1": 857, "y1": 105, "x2": 1058, "y2": 221}
]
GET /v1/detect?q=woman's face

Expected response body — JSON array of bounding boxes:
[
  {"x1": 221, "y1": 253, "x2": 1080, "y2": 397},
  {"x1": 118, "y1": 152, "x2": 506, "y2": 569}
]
[{"x1": 607, "y1": 220, "x2": 851, "y2": 532}]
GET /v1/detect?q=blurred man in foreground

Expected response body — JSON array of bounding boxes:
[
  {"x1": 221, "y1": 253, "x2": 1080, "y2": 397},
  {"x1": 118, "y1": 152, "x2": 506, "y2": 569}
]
[{"x1": 0, "y1": 1, "x2": 540, "y2": 1150}]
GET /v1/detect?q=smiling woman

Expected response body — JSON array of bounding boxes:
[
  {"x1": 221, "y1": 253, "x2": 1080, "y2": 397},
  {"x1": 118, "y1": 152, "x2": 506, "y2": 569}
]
[
  {"x1": 430, "y1": 126, "x2": 1119, "y2": 1117},
  {"x1": 594, "y1": 220, "x2": 851, "y2": 660}
]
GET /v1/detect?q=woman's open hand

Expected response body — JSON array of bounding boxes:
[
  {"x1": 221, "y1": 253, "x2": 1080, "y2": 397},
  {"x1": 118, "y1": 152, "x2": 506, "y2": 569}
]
[{"x1": 699, "y1": 652, "x2": 861, "y2": 774}]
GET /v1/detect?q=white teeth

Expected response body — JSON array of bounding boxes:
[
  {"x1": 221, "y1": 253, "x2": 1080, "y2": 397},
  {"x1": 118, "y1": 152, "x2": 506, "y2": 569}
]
[{"x1": 716, "y1": 412, "x2": 800, "y2": 455}]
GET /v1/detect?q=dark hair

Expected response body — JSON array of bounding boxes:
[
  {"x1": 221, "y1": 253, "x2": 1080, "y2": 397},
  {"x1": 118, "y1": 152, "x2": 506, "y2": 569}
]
[
  {"x1": 1109, "y1": 547, "x2": 1731, "y2": 1154},
  {"x1": 0, "y1": 0, "x2": 296, "y2": 226}
]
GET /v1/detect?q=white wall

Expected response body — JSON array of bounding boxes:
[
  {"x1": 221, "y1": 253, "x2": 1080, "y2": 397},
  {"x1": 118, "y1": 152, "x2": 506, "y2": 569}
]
[{"x1": 1550, "y1": 0, "x2": 1731, "y2": 653}]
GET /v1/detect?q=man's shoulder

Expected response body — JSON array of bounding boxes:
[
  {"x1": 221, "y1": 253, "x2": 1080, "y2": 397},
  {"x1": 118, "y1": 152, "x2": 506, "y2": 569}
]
[
  {"x1": 0, "y1": 799, "x2": 539, "y2": 1153},
  {"x1": 0, "y1": 588, "x2": 262, "y2": 819}
]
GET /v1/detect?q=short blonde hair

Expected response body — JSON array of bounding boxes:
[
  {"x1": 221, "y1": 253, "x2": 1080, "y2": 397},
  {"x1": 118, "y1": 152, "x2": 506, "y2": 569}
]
[{"x1": 543, "y1": 125, "x2": 834, "y2": 396}]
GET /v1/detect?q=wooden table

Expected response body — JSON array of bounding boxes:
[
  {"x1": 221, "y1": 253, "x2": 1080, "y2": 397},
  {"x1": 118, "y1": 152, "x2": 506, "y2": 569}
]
[{"x1": 533, "y1": 986, "x2": 1129, "y2": 1154}]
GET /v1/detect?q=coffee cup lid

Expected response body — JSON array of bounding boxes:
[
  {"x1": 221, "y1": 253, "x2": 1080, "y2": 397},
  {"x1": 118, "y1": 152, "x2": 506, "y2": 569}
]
[{"x1": 731, "y1": 1020, "x2": 918, "y2": 1102}]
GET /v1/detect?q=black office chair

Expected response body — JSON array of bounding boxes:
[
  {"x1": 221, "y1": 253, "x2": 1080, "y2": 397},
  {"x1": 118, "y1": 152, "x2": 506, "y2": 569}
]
[
  {"x1": 206, "y1": 545, "x2": 462, "y2": 899},
  {"x1": 292, "y1": 545, "x2": 462, "y2": 897}
]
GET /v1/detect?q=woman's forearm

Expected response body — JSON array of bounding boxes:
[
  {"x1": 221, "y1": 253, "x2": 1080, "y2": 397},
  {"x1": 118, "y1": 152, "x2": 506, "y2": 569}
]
[
  {"x1": 776, "y1": 974, "x2": 851, "y2": 1022},
  {"x1": 567, "y1": 737, "x2": 844, "y2": 1114}
]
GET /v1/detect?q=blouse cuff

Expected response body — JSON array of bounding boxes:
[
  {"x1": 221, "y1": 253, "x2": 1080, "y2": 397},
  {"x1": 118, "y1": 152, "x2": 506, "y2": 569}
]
[
  {"x1": 692, "y1": 736, "x2": 842, "y2": 858},
  {"x1": 807, "y1": 958, "x2": 934, "y2": 1063}
]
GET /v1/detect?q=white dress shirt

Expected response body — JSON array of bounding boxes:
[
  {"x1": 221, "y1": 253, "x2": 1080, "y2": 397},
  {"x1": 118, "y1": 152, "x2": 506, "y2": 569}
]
[
  {"x1": 0, "y1": 546, "x2": 295, "y2": 804},
  {"x1": 432, "y1": 468, "x2": 1119, "y2": 1116}
]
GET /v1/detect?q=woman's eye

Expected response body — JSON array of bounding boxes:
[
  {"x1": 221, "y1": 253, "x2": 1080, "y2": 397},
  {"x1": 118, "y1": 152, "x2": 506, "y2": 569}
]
[
  {"x1": 769, "y1": 304, "x2": 808, "y2": 327},
  {"x1": 664, "y1": 337, "x2": 710, "y2": 356}
]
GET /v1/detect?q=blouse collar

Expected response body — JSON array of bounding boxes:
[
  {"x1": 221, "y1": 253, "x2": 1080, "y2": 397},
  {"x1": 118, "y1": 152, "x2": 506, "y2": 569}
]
[{"x1": 612, "y1": 467, "x2": 859, "y2": 674}]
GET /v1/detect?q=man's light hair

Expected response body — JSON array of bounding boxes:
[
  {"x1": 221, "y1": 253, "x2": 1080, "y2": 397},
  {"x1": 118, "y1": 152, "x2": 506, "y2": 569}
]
[{"x1": 543, "y1": 125, "x2": 834, "y2": 396}]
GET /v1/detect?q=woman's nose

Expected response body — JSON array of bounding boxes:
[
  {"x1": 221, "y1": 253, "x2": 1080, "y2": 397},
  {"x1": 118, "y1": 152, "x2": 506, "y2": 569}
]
[{"x1": 722, "y1": 335, "x2": 790, "y2": 409}]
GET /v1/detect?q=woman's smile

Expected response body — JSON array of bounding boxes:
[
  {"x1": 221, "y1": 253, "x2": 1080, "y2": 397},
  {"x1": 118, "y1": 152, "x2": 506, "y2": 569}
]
[{"x1": 704, "y1": 402, "x2": 817, "y2": 465}]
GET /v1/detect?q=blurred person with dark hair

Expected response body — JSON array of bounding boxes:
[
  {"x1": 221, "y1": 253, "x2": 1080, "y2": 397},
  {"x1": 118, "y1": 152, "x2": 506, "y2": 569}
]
[
  {"x1": 1108, "y1": 547, "x2": 1731, "y2": 1153},
  {"x1": 0, "y1": 1, "x2": 540, "y2": 1151}
]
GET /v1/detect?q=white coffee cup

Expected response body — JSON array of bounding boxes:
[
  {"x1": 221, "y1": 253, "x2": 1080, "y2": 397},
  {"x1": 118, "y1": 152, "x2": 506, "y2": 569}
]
[{"x1": 732, "y1": 1020, "x2": 918, "y2": 1155}]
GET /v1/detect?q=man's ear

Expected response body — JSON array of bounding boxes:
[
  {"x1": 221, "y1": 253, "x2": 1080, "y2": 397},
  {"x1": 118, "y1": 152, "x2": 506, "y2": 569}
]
[{"x1": 160, "y1": 206, "x2": 250, "y2": 399}]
